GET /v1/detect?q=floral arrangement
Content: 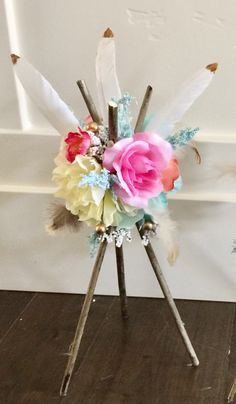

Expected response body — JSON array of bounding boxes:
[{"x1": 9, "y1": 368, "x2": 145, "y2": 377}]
[{"x1": 11, "y1": 29, "x2": 217, "y2": 263}]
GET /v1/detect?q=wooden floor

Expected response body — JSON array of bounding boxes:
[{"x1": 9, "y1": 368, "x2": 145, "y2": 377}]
[{"x1": 0, "y1": 292, "x2": 235, "y2": 404}]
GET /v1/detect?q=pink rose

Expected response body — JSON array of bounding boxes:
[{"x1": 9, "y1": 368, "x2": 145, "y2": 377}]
[
  {"x1": 65, "y1": 129, "x2": 91, "y2": 163},
  {"x1": 103, "y1": 132, "x2": 173, "y2": 208}
]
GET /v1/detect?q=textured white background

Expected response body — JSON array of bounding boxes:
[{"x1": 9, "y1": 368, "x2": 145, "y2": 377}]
[{"x1": 1, "y1": 0, "x2": 236, "y2": 300}]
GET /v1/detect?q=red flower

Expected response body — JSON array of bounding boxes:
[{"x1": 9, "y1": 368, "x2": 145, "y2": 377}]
[
  {"x1": 65, "y1": 129, "x2": 91, "y2": 163},
  {"x1": 161, "y1": 159, "x2": 180, "y2": 192}
]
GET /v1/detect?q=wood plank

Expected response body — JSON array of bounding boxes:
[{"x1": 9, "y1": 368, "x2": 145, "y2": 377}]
[
  {"x1": 0, "y1": 292, "x2": 234, "y2": 404},
  {"x1": 63, "y1": 299, "x2": 235, "y2": 404},
  {"x1": 0, "y1": 291, "x2": 35, "y2": 342},
  {"x1": 227, "y1": 305, "x2": 236, "y2": 403},
  {"x1": 0, "y1": 293, "x2": 115, "y2": 404}
]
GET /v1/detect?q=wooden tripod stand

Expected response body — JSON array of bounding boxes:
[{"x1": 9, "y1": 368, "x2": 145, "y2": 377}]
[{"x1": 60, "y1": 83, "x2": 199, "y2": 396}]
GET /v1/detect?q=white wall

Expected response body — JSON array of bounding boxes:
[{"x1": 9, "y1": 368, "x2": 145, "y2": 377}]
[{"x1": 1, "y1": 0, "x2": 236, "y2": 301}]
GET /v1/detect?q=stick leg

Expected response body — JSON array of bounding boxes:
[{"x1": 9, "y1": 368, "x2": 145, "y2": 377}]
[
  {"x1": 228, "y1": 377, "x2": 236, "y2": 403},
  {"x1": 115, "y1": 244, "x2": 128, "y2": 319},
  {"x1": 60, "y1": 240, "x2": 107, "y2": 396},
  {"x1": 137, "y1": 227, "x2": 199, "y2": 367}
]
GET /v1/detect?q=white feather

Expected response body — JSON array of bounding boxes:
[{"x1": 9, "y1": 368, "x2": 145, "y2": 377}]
[
  {"x1": 157, "y1": 211, "x2": 179, "y2": 265},
  {"x1": 13, "y1": 57, "x2": 80, "y2": 136},
  {"x1": 147, "y1": 65, "x2": 217, "y2": 137},
  {"x1": 149, "y1": 210, "x2": 179, "y2": 265},
  {"x1": 96, "y1": 33, "x2": 121, "y2": 123},
  {"x1": 173, "y1": 145, "x2": 187, "y2": 161},
  {"x1": 174, "y1": 142, "x2": 201, "y2": 164}
]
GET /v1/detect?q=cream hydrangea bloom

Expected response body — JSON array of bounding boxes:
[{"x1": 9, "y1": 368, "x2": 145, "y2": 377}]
[{"x1": 53, "y1": 152, "x2": 144, "y2": 227}]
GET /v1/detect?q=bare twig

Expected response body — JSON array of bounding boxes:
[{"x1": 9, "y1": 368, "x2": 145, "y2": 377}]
[
  {"x1": 60, "y1": 240, "x2": 107, "y2": 396},
  {"x1": 77, "y1": 79, "x2": 102, "y2": 124},
  {"x1": 137, "y1": 225, "x2": 199, "y2": 367},
  {"x1": 115, "y1": 245, "x2": 128, "y2": 319},
  {"x1": 108, "y1": 101, "x2": 118, "y2": 142},
  {"x1": 108, "y1": 102, "x2": 128, "y2": 318},
  {"x1": 228, "y1": 377, "x2": 236, "y2": 403},
  {"x1": 134, "y1": 85, "x2": 153, "y2": 133}
]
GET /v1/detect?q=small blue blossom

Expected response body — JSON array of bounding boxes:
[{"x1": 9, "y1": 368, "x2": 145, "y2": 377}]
[
  {"x1": 88, "y1": 232, "x2": 101, "y2": 257},
  {"x1": 112, "y1": 93, "x2": 134, "y2": 139},
  {"x1": 167, "y1": 127, "x2": 199, "y2": 149},
  {"x1": 149, "y1": 193, "x2": 168, "y2": 211},
  {"x1": 170, "y1": 177, "x2": 183, "y2": 194},
  {"x1": 79, "y1": 168, "x2": 110, "y2": 190}
]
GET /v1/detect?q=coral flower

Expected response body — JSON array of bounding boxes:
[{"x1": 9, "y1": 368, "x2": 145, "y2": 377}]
[
  {"x1": 161, "y1": 159, "x2": 180, "y2": 192},
  {"x1": 65, "y1": 129, "x2": 91, "y2": 163}
]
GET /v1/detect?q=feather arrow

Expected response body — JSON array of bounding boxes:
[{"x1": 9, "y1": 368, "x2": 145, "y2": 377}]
[
  {"x1": 96, "y1": 28, "x2": 122, "y2": 123},
  {"x1": 147, "y1": 63, "x2": 218, "y2": 137},
  {"x1": 11, "y1": 54, "x2": 80, "y2": 136}
]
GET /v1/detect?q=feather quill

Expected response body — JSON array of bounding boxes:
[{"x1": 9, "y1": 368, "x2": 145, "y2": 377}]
[
  {"x1": 11, "y1": 54, "x2": 80, "y2": 136},
  {"x1": 147, "y1": 63, "x2": 218, "y2": 137},
  {"x1": 96, "y1": 28, "x2": 122, "y2": 123},
  {"x1": 46, "y1": 204, "x2": 81, "y2": 234}
]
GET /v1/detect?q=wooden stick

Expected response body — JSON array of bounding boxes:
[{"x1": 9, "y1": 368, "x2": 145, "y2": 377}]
[
  {"x1": 108, "y1": 101, "x2": 118, "y2": 143},
  {"x1": 137, "y1": 225, "x2": 199, "y2": 367},
  {"x1": 60, "y1": 240, "x2": 107, "y2": 396},
  {"x1": 134, "y1": 88, "x2": 199, "y2": 366},
  {"x1": 134, "y1": 85, "x2": 153, "y2": 133},
  {"x1": 77, "y1": 79, "x2": 102, "y2": 124},
  {"x1": 108, "y1": 102, "x2": 128, "y2": 318},
  {"x1": 115, "y1": 245, "x2": 128, "y2": 319},
  {"x1": 228, "y1": 377, "x2": 236, "y2": 403}
]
